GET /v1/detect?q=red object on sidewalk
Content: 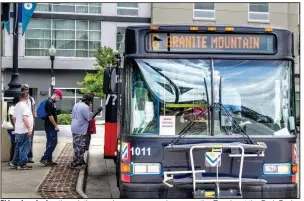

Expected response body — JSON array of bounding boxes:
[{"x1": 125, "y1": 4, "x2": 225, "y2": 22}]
[
  {"x1": 87, "y1": 119, "x2": 96, "y2": 135},
  {"x1": 104, "y1": 122, "x2": 117, "y2": 158}
]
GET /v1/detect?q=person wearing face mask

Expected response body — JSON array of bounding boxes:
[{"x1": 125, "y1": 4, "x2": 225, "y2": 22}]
[
  {"x1": 40, "y1": 89, "x2": 63, "y2": 166},
  {"x1": 70, "y1": 94, "x2": 102, "y2": 169}
]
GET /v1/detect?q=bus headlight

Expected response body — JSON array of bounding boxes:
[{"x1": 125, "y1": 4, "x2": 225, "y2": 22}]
[
  {"x1": 133, "y1": 163, "x2": 161, "y2": 175},
  {"x1": 263, "y1": 163, "x2": 291, "y2": 175}
]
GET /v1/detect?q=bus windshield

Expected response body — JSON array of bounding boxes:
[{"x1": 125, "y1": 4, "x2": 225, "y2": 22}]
[{"x1": 130, "y1": 59, "x2": 292, "y2": 137}]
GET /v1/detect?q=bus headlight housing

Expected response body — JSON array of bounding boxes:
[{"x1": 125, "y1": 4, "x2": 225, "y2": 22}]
[
  {"x1": 263, "y1": 163, "x2": 291, "y2": 175},
  {"x1": 133, "y1": 163, "x2": 161, "y2": 175}
]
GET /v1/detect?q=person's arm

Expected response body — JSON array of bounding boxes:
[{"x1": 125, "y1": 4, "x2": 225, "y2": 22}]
[
  {"x1": 46, "y1": 101, "x2": 59, "y2": 131},
  {"x1": 9, "y1": 115, "x2": 15, "y2": 128},
  {"x1": 48, "y1": 116, "x2": 58, "y2": 128},
  {"x1": 21, "y1": 105, "x2": 32, "y2": 136},
  {"x1": 13, "y1": 107, "x2": 16, "y2": 128},
  {"x1": 8, "y1": 107, "x2": 15, "y2": 128},
  {"x1": 82, "y1": 105, "x2": 92, "y2": 121},
  {"x1": 92, "y1": 107, "x2": 103, "y2": 119},
  {"x1": 23, "y1": 115, "x2": 32, "y2": 136}
]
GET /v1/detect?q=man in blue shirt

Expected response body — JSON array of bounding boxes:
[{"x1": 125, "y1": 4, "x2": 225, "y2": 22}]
[{"x1": 70, "y1": 94, "x2": 102, "y2": 169}]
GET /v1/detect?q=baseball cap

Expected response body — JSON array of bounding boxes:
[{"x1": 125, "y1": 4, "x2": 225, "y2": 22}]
[
  {"x1": 53, "y1": 89, "x2": 63, "y2": 99},
  {"x1": 21, "y1": 84, "x2": 29, "y2": 91}
]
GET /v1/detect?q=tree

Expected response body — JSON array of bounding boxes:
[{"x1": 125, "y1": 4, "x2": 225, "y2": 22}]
[{"x1": 78, "y1": 46, "x2": 116, "y2": 98}]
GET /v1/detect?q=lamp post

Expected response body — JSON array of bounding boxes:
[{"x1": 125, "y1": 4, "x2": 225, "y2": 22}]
[
  {"x1": 4, "y1": 3, "x2": 21, "y2": 99},
  {"x1": 49, "y1": 45, "x2": 56, "y2": 94}
]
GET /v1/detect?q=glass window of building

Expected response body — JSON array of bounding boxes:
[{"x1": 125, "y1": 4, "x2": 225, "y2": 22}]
[
  {"x1": 117, "y1": 3, "x2": 138, "y2": 16},
  {"x1": 35, "y1": 3, "x2": 102, "y2": 14},
  {"x1": 116, "y1": 27, "x2": 126, "y2": 52},
  {"x1": 25, "y1": 19, "x2": 52, "y2": 56},
  {"x1": 248, "y1": 3, "x2": 269, "y2": 21},
  {"x1": 25, "y1": 19, "x2": 101, "y2": 57},
  {"x1": 193, "y1": 3, "x2": 215, "y2": 19}
]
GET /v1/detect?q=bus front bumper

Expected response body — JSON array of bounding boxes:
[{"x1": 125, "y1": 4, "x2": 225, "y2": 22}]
[{"x1": 120, "y1": 183, "x2": 298, "y2": 198}]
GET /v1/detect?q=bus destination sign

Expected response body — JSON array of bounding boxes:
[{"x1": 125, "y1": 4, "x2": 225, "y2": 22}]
[{"x1": 147, "y1": 33, "x2": 276, "y2": 54}]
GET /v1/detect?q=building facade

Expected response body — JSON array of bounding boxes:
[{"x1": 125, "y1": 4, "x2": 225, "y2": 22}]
[
  {"x1": 1, "y1": 3, "x2": 151, "y2": 120},
  {"x1": 1, "y1": 3, "x2": 300, "y2": 119},
  {"x1": 151, "y1": 2, "x2": 300, "y2": 116}
]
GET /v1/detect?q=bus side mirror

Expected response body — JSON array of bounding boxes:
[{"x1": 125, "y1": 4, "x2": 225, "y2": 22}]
[{"x1": 288, "y1": 116, "x2": 295, "y2": 131}]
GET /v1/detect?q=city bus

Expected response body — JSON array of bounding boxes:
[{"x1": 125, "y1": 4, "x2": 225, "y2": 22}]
[{"x1": 105, "y1": 25, "x2": 298, "y2": 198}]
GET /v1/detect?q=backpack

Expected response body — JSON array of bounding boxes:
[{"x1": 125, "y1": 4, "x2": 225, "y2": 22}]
[{"x1": 37, "y1": 99, "x2": 48, "y2": 119}]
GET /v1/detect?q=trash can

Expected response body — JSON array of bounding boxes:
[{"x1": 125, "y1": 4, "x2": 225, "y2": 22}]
[{"x1": 1, "y1": 101, "x2": 11, "y2": 162}]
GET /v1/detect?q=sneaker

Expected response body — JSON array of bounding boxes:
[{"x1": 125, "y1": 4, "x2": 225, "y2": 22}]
[
  {"x1": 69, "y1": 164, "x2": 81, "y2": 169},
  {"x1": 80, "y1": 163, "x2": 88, "y2": 168},
  {"x1": 9, "y1": 162, "x2": 17, "y2": 169},
  {"x1": 69, "y1": 164, "x2": 85, "y2": 169},
  {"x1": 17, "y1": 165, "x2": 32, "y2": 170},
  {"x1": 49, "y1": 161, "x2": 58, "y2": 166},
  {"x1": 28, "y1": 159, "x2": 35, "y2": 163},
  {"x1": 40, "y1": 159, "x2": 50, "y2": 166}
]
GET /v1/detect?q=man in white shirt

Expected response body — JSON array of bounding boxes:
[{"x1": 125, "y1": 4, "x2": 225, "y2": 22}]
[
  {"x1": 9, "y1": 91, "x2": 34, "y2": 170},
  {"x1": 21, "y1": 84, "x2": 36, "y2": 163}
]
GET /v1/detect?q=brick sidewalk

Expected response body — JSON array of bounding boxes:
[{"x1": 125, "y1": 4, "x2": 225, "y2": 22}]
[{"x1": 37, "y1": 143, "x2": 81, "y2": 199}]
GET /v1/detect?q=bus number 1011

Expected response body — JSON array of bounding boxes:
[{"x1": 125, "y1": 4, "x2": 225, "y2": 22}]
[{"x1": 130, "y1": 147, "x2": 151, "y2": 156}]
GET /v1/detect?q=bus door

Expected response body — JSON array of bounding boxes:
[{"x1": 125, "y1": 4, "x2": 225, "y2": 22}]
[{"x1": 103, "y1": 66, "x2": 118, "y2": 159}]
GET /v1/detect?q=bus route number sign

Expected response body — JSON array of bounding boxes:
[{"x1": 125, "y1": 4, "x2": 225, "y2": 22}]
[{"x1": 147, "y1": 33, "x2": 276, "y2": 54}]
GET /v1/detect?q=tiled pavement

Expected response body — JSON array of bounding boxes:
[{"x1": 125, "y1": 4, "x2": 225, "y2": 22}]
[{"x1": 36, "y1": 143, "x2": 82, "y2": 199}]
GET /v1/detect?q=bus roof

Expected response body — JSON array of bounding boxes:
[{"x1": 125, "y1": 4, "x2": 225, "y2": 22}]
[{"x1": 126, "y1": 25, "x2": 292, "y2": 33}]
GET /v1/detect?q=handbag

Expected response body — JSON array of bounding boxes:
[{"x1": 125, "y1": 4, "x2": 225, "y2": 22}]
[
  {"x1": 1, "y1": 120, "x2": 14, "y2": 130},
  {"x1": 87, "y1": 119, "x2": 96, "y2": 135}
]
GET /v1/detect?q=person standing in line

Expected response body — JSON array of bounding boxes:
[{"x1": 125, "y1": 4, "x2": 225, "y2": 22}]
[
  {"x1": 40, "y1": 89, "x2": 63, "y2": 166},
  {"x1": 21, "y1": 84, "x2": 36, "y2": 163},
  {"x1": 9, "y1": 91, "x2": 34, "y2": 170},
  {"x1": 70, "y1": 94, "x2": 102, "y2": 169},
  {"x1": 7, "y1": 97, "x2": 20, "y2": 165}
]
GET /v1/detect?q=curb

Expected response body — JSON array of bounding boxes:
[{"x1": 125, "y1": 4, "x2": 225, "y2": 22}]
[{"x1": 76, "y1": 151, "x2": 89, "y2": 198}]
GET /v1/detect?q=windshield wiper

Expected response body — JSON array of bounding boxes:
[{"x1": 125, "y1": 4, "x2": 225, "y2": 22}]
[
  {"x1": 217, "y1": 77, "x2": 256, "y2": 145},
  {"x1": 216, "y1": 102, "x2": 256, "y2": 144},
  {"x1": 169, "y1": 78, "x2": 210, "y2": 146},
  {"x1": 169, "y1": 106, "x2": 210, "y2": 146},
  {"x1": 170, "y1": 74, "x2": 256, "y2": 146}
]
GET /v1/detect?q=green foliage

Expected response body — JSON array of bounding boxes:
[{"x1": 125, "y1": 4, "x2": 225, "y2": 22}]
[
  {"x1": 296, "y1": 116, "x2": 300, "y2": 127},
  {"x1": 78, "y1": 46, "x2": 116, "y2": 98},
  {"x1": 57, "y1": 114, "x2": 72, "y2": 125}
]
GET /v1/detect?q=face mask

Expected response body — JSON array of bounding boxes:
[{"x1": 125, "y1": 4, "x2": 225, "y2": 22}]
[{"x1": 55, "y1": 96, "x2": 60, "y2": 102}]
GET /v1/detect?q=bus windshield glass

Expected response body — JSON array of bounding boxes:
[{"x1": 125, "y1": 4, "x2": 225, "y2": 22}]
[{"x1": 130, "y1": 59, "x2": 292, "y2": 137}]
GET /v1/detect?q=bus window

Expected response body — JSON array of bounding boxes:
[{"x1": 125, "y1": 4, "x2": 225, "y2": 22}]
[
  {"x1": 131, "y1": 59, "x2": 211, "y2": 136},
  {"x1": 130, "y1": 59, "x2": 293, "y2": 137},
  {"x1": 213, "y1": 60, "x2": 292, "y2": 136}
]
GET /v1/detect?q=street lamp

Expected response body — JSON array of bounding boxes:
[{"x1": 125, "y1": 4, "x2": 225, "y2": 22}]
[
  {"x1": 49, "y1": 44, "x2": 56, "y2": 94},
  {"x1": 4, "y1": 3, "x2": 21, "y2": 99}
]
